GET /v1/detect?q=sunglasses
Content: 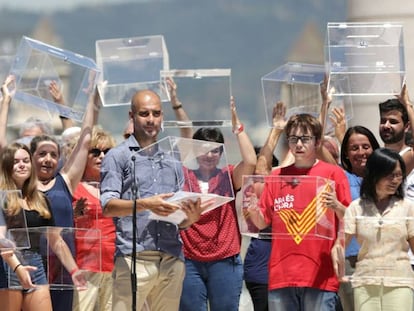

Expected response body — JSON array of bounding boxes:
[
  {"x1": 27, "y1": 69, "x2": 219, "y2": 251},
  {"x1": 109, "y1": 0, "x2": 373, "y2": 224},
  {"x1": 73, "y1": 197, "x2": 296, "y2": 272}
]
[{"x1": 89, "y1": 148, "x2": 111, "y2": 157}]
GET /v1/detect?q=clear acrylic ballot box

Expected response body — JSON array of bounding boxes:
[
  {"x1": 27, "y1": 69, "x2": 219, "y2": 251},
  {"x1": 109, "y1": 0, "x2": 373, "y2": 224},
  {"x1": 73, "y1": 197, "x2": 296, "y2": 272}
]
[
  {"x1": 161, "y1": 69, "x2": 232, "y2": 128},
  {"x1": 96, "y1": 35, "x2": 169, "y2": 107},
  {"x1": 339, "y1": 215, "x2": 414, "y2": 287},
  {"x1": 7, "y1": 226, "x2": 101, "y2": 290},
  {"x1": 0, "y1": 190, "x2": 30, "y2": 251},
  {"x1": 132, "y1": 136, "x2": 234, "y2": 224},
  {"x1": 0, "y1": 55, "x2": 13, "y2": 100},
  {"x1": 261, "y1": 62, "x2": 353, "y2": 131},
  {"x1": 240, "y1": 175, "x2": 336, "y2": 242},
  {"x1": 8, "y1": 36, "x2": 100, "y2": 121},
  {"x1": 325, "y1": 22, "x2": 405, "y2": 96}
]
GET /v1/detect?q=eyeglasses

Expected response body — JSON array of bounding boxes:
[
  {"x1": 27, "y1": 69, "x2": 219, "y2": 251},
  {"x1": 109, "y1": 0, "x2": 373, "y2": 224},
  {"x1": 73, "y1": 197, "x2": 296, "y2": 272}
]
[
  {"x1": 89, "y1": 148, "x2": 111, "y2": 157},
  {"x1": 385, "y1": 172, "x2": 403, "y2": 181},
  {"x1": 287, "y1": 135, "x2": 315, "y2": 144}
]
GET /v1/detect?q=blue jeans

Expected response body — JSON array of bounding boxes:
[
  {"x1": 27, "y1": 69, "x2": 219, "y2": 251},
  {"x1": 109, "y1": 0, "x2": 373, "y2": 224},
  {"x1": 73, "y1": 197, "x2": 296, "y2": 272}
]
[
  {"x1": 179, "y1": 255, "x2": 243, "y2": 311},
  {"x1": 268, "y1": 287, "x2": 342, "y2": 311}
]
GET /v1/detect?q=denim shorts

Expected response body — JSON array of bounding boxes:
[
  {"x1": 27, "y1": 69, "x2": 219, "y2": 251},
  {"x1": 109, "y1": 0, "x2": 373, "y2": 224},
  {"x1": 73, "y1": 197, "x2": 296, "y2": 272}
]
[{"x1": 5, "y1": 250, "x2": 48, "y2": 291}]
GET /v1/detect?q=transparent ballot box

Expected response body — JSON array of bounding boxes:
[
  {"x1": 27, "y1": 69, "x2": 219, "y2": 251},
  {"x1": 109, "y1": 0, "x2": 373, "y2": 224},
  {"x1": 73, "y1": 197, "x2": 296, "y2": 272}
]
[
  {"x1": 0, "y1": 190, "x2": 30, "y2": 250},
  {"x1": 0, "y1": 55, "x2": 13, "y2": 100},
  {"x1": 96, "y1": 35, "x2": 169, "y2": 107},
  {"x1": 8, "y1": 36, "x2": 100, "y2": 121},
  {"x1": 261, "y1": 62, "x2": 353, "y2": 131},
  {"x1": 7, "y1": 226, "x2": 101, "y2": 290},
  {"x1": 240, "y1": 175, "x2": 336, "y2": 241},
  {"x1": 133, "y1": 136, "x2": 234, "y2": 224},
  {"x1": 325, "y1": 22, "x2": 405, "y2": 96},
  {"x1": 161, "y1": 69, "x2": 232, "y2": 128},
  {"x1": 73, "y1": 182, "x2": 101, "y2": 230},
  {"x1": 340, "y1": 216, "x2": 414, "y2": 287}
]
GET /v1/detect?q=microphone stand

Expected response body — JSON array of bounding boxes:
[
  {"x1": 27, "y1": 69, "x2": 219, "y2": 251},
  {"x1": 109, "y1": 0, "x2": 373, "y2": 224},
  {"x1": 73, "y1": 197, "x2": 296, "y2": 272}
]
[{"x1": 131, "y1": 155, "x2": 138, "y2": 311}]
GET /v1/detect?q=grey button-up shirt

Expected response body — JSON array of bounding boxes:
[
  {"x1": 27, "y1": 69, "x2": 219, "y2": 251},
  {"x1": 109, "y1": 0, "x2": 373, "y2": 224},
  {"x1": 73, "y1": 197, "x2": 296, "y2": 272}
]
[{"x1": 100, "y1": 135, "x2": 185, "y2": 260}]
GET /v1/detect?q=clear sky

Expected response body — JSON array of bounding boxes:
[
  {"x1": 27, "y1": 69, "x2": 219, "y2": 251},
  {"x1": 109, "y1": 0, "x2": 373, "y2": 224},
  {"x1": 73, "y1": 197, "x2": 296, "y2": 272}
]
[{"x1": 0, "y1": 0, "x2": 139, "y2": 12}]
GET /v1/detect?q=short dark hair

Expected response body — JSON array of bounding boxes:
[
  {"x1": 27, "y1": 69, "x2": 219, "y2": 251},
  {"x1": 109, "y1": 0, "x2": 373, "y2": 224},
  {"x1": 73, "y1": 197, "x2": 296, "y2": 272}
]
[
  {"x1": 193, "y1": 128, "x2": 224, "y2": 144},
  {"x1": 379, "y1": 98, "x2": 409, "y2": 125},
  {"x1": 360, "y1": 148, "x2": 405, "y2": 202},
  {"x1": 285, "y1": 114, "x2": 322, "y2": 141},
  {"x1": 341, "y1": 126, "x2": 380, "y2": 173},
  {"x1": 30, "y1": 135, "x2": 61, "y2": 156}
]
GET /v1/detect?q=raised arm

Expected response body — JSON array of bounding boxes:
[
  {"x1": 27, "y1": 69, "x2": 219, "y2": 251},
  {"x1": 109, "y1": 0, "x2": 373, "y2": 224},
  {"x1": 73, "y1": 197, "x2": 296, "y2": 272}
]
[
  {"x1": 397, "y1": 84, "x2": 414, "y2": 173},
  {"x1": 166, "y1": 77, "x2": 193, "y2": 138},
  {"x1": 255, "y1": 101, "x2": 286, "y2": 175},
  {"x1": 230, "y1": 96, "x2": 257, "y2": 190},
  {"x1": 319, "y1": 75, "x2": 333, "y2": 135},
  {"x1": 60, "y1": 88, "x2": 100, "y2": 193},
  {"x1": 316, "y1": 77, "x2": 340, "y2": 165},
  {"x1": 0, "y1": 75, "x2": 15, "y2": 150},
  {"x1": 329, "y1": 107, "x2": 347, "y2": 145},
  {"x1": 49, "y1": 80, "x2": 75, "y2": 130}
]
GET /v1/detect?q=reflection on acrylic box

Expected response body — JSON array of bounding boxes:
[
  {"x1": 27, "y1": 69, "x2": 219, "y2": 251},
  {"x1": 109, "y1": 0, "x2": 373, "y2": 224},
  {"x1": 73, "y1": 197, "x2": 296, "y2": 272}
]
[
  {"x1": 240, "y1": 175, "x2": 336, "y2": 242},
  {"x1": 8, "y1": 36, "x2": 100, "y2": 122},
  {"x1": 136, "y1": 136, "x2": 235, "y2": 225},
  {"x1": 7, "y1": 226, "x2": 101, "y2": 290}
]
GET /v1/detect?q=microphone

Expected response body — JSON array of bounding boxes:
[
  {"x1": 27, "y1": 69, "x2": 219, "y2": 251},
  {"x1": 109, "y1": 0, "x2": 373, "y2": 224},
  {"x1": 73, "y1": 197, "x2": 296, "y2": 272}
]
[{"x1": 130, "y1": 152, "x2": 138, "y2": 311}]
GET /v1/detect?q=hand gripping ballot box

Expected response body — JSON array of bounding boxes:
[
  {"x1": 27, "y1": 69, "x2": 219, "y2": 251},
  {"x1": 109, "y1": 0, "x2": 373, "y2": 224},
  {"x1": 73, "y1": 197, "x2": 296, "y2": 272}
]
[
  {"x1": 160, "y1": 69, "x2": 232, "y2": 128},
  {"x1": 8, "y1": 36, "x2": 100, "y2": 122},
  {"x1": 132, "y1": 136, "x2": 234, "y2": 225},
  {"x1": 337, "y1": 214, "x2": 414, "y2": 288},
  {"x1": 7, "y1": 226, "x2": 101, "y2": 290},
  {"x1": 261, "y1": 62, "x2": 353, "y2": 131},
  {"x1": 240, "y1": 175, "x2": 336, "y2": 242},
  {"x1": 0, "y1": 190, "x2": 30, "y2": 251},
  {"x1": 325, "y1": 22, "x2": 405, "y2": 96},
  {"x1": 96, "y1": 35, "x2": 169, "y2": 107}
]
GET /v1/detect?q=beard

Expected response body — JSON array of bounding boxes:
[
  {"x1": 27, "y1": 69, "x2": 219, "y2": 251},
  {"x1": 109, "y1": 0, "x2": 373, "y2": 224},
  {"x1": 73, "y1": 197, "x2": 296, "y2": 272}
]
[{"x1": 380, "y1": 128, "x2": 405, "y2": 144}]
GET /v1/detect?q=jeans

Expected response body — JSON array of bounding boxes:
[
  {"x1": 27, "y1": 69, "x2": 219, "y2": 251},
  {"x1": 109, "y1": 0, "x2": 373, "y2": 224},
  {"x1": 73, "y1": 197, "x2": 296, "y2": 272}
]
[
  {"x1": 245, "y1": 281, "x2": 269, "y2": 311},
  {"x1": 179, "y1": 254, "x2": 243, "y2": 311},
  {"x1": 8, "y1": 250, "x2": 48, "y2": 291},
  {"x1": 268, "y1": 287, "x2": 342, "y2": 311}
]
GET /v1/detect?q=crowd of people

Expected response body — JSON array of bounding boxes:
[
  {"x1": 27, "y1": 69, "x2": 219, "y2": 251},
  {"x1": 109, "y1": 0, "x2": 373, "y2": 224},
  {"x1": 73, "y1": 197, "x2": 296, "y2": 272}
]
[{"x1": 0, "y1": 70, "x2": 414, "y2": 311}]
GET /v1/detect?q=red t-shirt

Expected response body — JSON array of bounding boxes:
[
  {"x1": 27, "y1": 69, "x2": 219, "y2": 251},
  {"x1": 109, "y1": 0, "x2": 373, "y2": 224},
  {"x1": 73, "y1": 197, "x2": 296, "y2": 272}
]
[
  {"x1": 73, "y1": 182, "x2": 116, "y2": 272},
  {"x1": 180, "y1": 165, "x2": 241, "y2": 261},
  {"x1": 260, "y1": 160, "x2": 351, "y2": 292}
]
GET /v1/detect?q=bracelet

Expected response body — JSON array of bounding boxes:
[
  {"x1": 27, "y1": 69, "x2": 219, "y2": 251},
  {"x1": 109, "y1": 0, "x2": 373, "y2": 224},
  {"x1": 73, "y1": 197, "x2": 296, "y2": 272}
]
[
  {"x1": 13, "y1": 263, "x2": 22, "y2": 273},
  {"x1": 172, "y1": 104, "x2": 183, "y2": 110},
  {"x1": 233, "y1": 123, "x2": 244, "y2": 135},
  {"x1": 69, "y1": 267, "x2": 79, "y2": 276}
]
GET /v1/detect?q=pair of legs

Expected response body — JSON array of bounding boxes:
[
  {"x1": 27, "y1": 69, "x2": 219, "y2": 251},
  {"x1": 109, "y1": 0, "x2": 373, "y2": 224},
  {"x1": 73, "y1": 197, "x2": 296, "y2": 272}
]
[
  {"x1": 1, "y1": 250, "x2": 52, "y2": 311},
  {"x1": 0, "y1": 286, "x2": 52, "y2": 311},
  {"x1": 179, "y1": 254, "x2": 243, "y2": 311},
  {"x1": 112, "y1": 251, "x2": 185, "y2": 311},
  {"x1": 268, "y1": 287, "x2": 342, "y2": 311}
]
